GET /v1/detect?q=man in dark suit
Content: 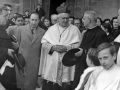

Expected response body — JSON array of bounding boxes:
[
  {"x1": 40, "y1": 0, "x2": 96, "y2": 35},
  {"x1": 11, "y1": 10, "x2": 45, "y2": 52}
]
[
  {"x1": 36, "y1": 4, "x2": 46, "y2": 20},
  {"x1": 0, "y1": 4, "x2": 18, "y2": 90},
  {"x1": 72, "y1": 11, "x2": 108, "y2": 90}
]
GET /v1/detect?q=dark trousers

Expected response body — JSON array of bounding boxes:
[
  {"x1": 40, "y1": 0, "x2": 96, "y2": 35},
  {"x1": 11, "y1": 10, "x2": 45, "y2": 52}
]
[
  {"x1": 42, "y1": 80, "x2": 73, "y2": 90},
  {"x1": 72, "y1": 60, "x2": 88, "y2": 90}
]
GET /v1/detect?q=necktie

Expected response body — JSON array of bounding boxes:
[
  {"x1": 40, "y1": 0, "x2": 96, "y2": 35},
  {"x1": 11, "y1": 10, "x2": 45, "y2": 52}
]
[{"x1": 31, "y1": 29, "x2": 34, "y2": 34}]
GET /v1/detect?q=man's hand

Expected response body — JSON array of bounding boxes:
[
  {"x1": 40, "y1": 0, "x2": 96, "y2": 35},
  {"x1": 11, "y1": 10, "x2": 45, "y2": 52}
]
[
  {"x1": 75, "y1": 48, "x2": 83, "y2": 57},
  {"x1": 12, "y1": 42, "x2": 19, "y2": 50},
  {"x1": 8, "y1": 49, "x2": 14, "y2": 58},
  {"x1": 51, "y1": 45, "x2": 67, "y2": 53}
]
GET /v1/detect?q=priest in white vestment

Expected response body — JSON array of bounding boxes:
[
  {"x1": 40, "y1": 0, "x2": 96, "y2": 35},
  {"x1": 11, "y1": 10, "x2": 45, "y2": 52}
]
[
  {"x1": 84, "y1": 42, "x2": 120, "y2": 90},
  {"x1": 38, "y1": 13, "x2": 82, "y2": 90}
]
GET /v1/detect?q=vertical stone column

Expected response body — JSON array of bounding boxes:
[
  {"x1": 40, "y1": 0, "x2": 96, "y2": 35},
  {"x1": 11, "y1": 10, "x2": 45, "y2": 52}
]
[
  {"x1": 20, "y1": 0, "x2": 23, "y2": 14},
  {"x1": 38, "y1": 0, "x2": 42, "y2": 5}
]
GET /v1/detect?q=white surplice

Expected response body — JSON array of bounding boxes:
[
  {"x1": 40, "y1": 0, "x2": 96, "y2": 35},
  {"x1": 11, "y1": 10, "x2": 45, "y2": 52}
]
[
  {"x1": 114, "y1": 35, "x2": 120, "y2": 66},
  {"x1": 84, "y1": 65, "x2": 120, "y2": 90},
  {"x1": 75, "y1": 67, "x2": 98, "y2": 90},
  {"x1": 39, "y1": 24, "x2": 82, "y2": 83}
]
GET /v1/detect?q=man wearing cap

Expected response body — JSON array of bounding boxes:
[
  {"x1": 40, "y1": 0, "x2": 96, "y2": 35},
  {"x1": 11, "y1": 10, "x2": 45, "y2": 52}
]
[
  {"x1": 39, "y1": 13, "x2": 82, "y2": 90},
  {"x1": 72, "y1": 11, "x2": 108, "y2": 89}
]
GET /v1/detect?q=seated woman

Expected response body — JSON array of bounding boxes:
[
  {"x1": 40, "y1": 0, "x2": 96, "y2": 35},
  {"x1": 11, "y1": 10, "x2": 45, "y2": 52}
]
[{"x1": 75, "y1": 48, "x2": 100, "y2": 90}]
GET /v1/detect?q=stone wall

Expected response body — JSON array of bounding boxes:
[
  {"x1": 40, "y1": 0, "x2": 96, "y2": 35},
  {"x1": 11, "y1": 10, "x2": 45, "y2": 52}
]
[
  {"x1": 0, "y1": 0, "x2": 23, "y2": 17},
  {"x1": 74, "y1": 0, "x2": 120, "y2": 20}
]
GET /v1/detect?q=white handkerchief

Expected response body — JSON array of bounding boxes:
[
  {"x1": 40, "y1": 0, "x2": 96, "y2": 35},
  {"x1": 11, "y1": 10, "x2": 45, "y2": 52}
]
[
  {"x1": 117, "y1": 47, "x2": 120, "y2": 66},
  {"x1": 0, "y1": 60, "x2": 14, "y2": 75}
]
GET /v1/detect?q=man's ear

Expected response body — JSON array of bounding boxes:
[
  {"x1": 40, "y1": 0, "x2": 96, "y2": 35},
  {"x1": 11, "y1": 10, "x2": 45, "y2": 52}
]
[
  {"x1": 113, "y1": 53, "x2": 117, "y2": 61},
  {"x1": 89, "y1": 19, "x2": 91, "y2": 24}
]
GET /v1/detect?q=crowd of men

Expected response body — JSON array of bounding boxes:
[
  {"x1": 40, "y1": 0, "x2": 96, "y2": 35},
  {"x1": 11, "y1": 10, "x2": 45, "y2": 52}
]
[{"x1": 0, "y1": 2, "x2": 120, "y2": 90}]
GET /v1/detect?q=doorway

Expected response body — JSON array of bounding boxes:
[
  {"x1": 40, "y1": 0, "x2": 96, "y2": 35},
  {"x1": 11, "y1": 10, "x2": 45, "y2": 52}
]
[{"x1": 50, "y1": 0, "x2": 66, "y2": 16}]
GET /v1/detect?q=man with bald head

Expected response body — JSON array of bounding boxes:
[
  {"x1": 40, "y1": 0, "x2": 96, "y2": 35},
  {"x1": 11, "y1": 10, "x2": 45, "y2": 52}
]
[
  {"x1": 72, "y1": 11, "x2": 108, "y2": 90},
  {"x1": 39, "y1": 13, "x2": 82, "y2": 90},
  {"x1": 51, "y1": 14, "x2": 58, "y2": 25},
  {"x1": 15, "y1": 12, "x2": 45, "y2": 90}
]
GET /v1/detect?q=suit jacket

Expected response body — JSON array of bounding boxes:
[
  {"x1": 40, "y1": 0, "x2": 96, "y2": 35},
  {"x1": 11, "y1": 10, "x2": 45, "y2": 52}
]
[
  {"x1": 72, "y1": 26, "x2": 108, "y2": 89},
  {"x1": 16, "y1": 24, "x2": 45, "y2": 90},
  {"x1": 36, "y1": 8, "x2": 45, "y2": 19}
]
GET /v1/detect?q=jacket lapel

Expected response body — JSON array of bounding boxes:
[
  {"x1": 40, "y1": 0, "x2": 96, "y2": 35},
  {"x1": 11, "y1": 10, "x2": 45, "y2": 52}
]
[
  {"x1": 32, "y1": 26, "x2": 42, "y2": 43},
  {"x1": 24, "y1": 24, "x2": 33, "y2": 41}
]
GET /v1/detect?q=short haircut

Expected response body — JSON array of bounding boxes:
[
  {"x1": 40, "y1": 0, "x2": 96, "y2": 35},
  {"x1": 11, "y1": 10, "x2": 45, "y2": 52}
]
[
  {"x1": 37, "y1": 4, "x2": 41, "y2": 6},
  {"x1": 51, "y1": 14, "x2": 58, "y2": 19},
  {"x1": 24, "y1": 16, "x2": 29, "y2": 20},
  {"x1": 87, "y1": 48, "x2": 100, "y2": 66},
  {"x1": 97, "y1": 42, "x2": 116, "y2": 56},
  {"x1": 25, "y1": 10, "x2": 29, "y2": 12},
  {"x1": 0, "y1": 4, "x2": 7, "y2": 13},
  {"x1": 30, "y1": 12, "x2": 39, "y2": 19},
  {"x1": 103, "y1": 18, "x2": 111, "y2": 23},
  {"x1": 4, "y1": 4, "x2": 12, "y2": 8},
  {"x1": 58, "y1": 13, "x2": 69, "y2": 18},
  {"x1": 84, "y1": 11, "x2": 97, "y2": 23},
  {"x1": 14, "y1": 14, "x2": 23, "y2": 21}
]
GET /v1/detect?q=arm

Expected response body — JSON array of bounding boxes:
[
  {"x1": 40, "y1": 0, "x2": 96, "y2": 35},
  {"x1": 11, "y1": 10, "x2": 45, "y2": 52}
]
[
  {"x1": 6, "y1": 26, "x2": 13, "y2": 36},
  {"x1": 42, "y1": 43, "x2": 53, "y2": 55}
]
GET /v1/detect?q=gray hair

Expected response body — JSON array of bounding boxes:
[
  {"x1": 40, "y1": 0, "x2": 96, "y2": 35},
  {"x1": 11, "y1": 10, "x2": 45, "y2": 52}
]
[{"x1": 84, "y1": 11, "x2": 97, "y2": 23}]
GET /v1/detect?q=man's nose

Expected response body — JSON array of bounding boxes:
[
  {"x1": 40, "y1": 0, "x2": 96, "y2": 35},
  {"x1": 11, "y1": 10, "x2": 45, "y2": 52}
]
[{"x1": 101, "y1": 60, "x2": 106, "y2": 65}]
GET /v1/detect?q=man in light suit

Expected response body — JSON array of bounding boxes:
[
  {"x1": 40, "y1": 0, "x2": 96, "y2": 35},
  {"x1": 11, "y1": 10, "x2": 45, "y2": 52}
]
[{"x1": 16, "y1": 12, "x2": 45, "y2": 90}]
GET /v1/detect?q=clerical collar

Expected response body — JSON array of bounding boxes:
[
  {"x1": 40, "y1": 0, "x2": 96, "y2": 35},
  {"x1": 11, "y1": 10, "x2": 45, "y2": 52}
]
[{"x1": 87, "y1": 25, "x2": 97, "y2": 30}]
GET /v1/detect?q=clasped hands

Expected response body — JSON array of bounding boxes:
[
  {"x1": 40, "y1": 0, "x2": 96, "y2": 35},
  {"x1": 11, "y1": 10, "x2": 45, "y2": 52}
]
[{"x1": 51, "y1": 45, "x2": 67, "y2": 53}]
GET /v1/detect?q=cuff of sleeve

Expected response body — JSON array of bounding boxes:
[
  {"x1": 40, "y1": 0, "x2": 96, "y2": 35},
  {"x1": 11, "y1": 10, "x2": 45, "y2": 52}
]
[{"x1": 48, "y1": 45, "x2": 54, "y2": 55}]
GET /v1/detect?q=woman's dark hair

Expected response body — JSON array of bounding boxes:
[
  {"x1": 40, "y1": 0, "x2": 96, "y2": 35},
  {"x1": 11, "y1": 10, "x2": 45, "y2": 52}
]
[
  {"x1": 87, "y1": 48, "x2": 100, "y2": 66},
  {"x1": 102, "y1": 22, "x2": 112, "y2": 34},
  {"x1": 97, "y1": 17, "x2": 103, "y2": 25},
  {"x1": 111, "y1": 16, "x2": 119, "y2": 27}
]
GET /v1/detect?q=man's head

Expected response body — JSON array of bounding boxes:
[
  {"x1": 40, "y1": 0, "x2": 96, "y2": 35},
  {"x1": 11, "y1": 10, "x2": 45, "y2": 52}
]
[
  {"x1": 37, "y1": 4, "x2": 41, "y2": 9},
  {"x1": 58, "y1": 13, "x2": 69, "y2": 27},
  {"x1": 0, "y1": 4, "x2": 12, "y2": 25},
  {"x1": 51, "y1": 14, "x2": 58, "y2": 25},
  {"x1": 25, "y1": 10, "x2": 29, "y2": 15},
  {"x1": 97, "y1": 43, "x2": 116, "y2": 70},
  {"x1": 4, "y1": 4, "x2": 12, "y2": 18},
  {"x1": 82, "y1": 11, "x2": 97, "y2": 28},
  {"x1": 74, "y1": 18, "x2": 81, "y2": 28},
  {"x1": 24, "y1": 17, "x2": 29, "y2": 25},
  {"x1": 29, "y1": 12, "x2": 40, "y2": 29},
  {"x1": 15, "y1": 14, "x2": 23, "y2": 26},
  {"x1": 69, "y1": 16, "x2": 74, "y2": 24}
]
